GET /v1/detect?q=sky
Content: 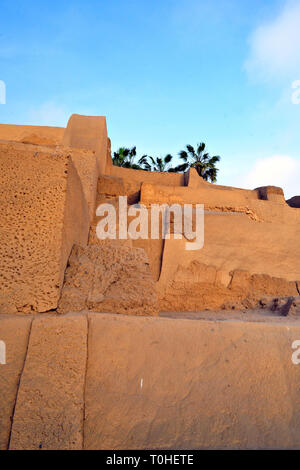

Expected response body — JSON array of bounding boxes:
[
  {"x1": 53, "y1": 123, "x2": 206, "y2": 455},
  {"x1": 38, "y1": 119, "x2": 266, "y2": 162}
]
[{"x1": 0, "y1": 0, "x2": 300, "y2": 197}]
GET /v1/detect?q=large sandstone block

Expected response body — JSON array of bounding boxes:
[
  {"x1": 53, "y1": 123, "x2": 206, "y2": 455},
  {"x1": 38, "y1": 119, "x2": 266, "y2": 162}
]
[
  {"x1": 0, "y1": 317, "x2": 32, "y2": 449},
  {"x1": 255, "y1": 185, "x2": 286, "y2": 203},
  {"x1": 65, "y1": 147, "x2": 98, "y2": 221},
  {"x1": 0, "y1": 142, "x2": 90, "y2": 313},
  {"x1": 186, "y1": 167, "x2": 207, "y2": 188},
  {"x1": 84, "y1": 314, "x2": 300, "y2": 449},
  {"x1": 9, "y1": 315, "x2": 87, "y2": 450},
  {"x1": 62, "y1": 114, "x2": 108, "y2": 175},
  {"x1": 96, "y1": 174, "x2": 141, "y2": 205},
  {"x1": 58, "y1": 244, "x2": 158, "y2": 316}
]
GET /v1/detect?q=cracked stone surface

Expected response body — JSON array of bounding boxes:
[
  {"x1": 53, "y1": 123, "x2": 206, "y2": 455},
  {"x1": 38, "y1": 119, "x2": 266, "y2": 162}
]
[{"x1": 58, "y1": 244, "x2": 159, "y2": 316}]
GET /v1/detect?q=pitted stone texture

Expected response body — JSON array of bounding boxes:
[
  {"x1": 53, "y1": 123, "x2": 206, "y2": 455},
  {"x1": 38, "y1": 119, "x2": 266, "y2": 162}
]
[
  {"x1": 58, "y1": 244, "x2": 158, "y2": 316},
  {"x1": 9, "y1": 315, "x2": 87, "y2": 450},
  {"x1": 0, "y1": 142, "x2": 89, "y2": 313},
  {"x1": 0, "y1": 317, "x2": 31, "y2": 450}
]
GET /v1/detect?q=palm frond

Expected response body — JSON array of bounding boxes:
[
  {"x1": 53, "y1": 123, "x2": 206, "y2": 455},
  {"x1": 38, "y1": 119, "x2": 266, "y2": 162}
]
[
  {"x1": 209, "y1": 155, "x2": 220, "y2": 164},
  {"x1": 179, "y1": 150, "x2": 188, "y2": 161},
  {"x1": 197, "y1": 143, "x2": 205, "y2": 154},
  {"x1": 150, "y1": 156, "x2": 156, "y2": 165},
  {"x1": 186, "y1": 144, "x2": 195, "y2": 156},
  {"x1": 164, "y1": 154, "x2": 173, "y2": 164}
]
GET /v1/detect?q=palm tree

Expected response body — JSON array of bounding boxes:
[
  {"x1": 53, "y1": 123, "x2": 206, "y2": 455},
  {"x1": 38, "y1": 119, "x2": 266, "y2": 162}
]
[
  {"x1": 140, "y1": 154, "x2": 175, "y2": 172},
  {"x1": 112, "y1": 147, "x2": 149, "y2": 170},
  {"x1": 176, "y1": 143, "x2": 220, "y2": 182}
]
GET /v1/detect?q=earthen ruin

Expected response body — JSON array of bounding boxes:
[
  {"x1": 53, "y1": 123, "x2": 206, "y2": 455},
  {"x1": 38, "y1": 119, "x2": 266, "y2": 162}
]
[{"x1": 1, "y1": 114, "x2": 300, "y2": 449}]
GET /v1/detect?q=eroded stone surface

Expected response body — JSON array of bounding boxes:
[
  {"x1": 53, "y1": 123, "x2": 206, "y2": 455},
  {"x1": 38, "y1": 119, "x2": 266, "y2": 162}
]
[
  {"x1": 58, "y1": 244, "x2": 158, "y2": 316},
  {"x1": 0, "y1": 142, "x2": 89, "y2": 314},
  {"x1": 158, "y1": 255, "x2": 299, "y2": 312},
  {"x1": 0, "y1": 317, "x2": 31, "y2": 450},
  {"x1": 9, "y1": 315, "x2": 87, "y2": 450},
  {"x1": 256, "y1": 185, "x2": 285, "y2": 203}
]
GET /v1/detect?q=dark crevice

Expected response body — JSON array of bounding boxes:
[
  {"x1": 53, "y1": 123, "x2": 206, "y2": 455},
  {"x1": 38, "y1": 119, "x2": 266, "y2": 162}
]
[{"x1": 82, "y1": 313, "x2": 89, "y2": 450}]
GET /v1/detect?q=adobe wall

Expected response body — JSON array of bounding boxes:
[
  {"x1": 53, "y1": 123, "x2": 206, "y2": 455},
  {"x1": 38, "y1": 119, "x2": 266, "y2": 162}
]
[
  {"x1": 88, "y1": 163, "x2": 300, "y2": 289},
  {"x1": 62, "y1": 114, "x2": 108, "y2": 175},
  {"x1": 1, "y1": 116, "x2": 300, "y2": 449},
  {"x1": 135, "y1": 170, "x2": 300, "y2": 310},
  {"x1": 158, "y1": 224, "x2": 300, "y2": 311},
  {"x1": 0, "y1": 114, "x2": 299, "y2": 314},
  {"x1": 141, "y1": 180, "x2": 258, "y2": 207},
  {"x1": 109, "y1": 164, "x2": 186, "y2": 187},
  {"x1": 3, "y1": 312, "x2": 300, "y2": 450},
  {"x1": 0, "y1": 124, "x2": 65, "y2": 146},
  {"x1": 64, "y1": 147, "x2": 98, "y2": 221},
  {"x1": 141, "y1": 179, "x2": 300, "y2": 224},
  {"x1": 0, "y1": 141, "x2": 90, "y2": 314}
]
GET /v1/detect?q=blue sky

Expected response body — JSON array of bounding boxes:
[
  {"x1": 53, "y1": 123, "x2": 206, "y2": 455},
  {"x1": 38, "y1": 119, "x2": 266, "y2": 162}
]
[{"x1": 0, "y1": 0, "x2": 300, "y2": 197}]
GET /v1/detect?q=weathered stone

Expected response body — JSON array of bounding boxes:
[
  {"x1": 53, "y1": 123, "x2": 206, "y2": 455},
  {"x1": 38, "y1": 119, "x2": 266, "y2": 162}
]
[
  {"x1": 58, "y1": 244, "x2": 158, "y2": 316},
  {"x1": 9, "y1": 316, "x2": 87, "y2": 450},
  {"x1": 0, "y1": 142, "x2": 90, "y2": 313},
  {"x1": 0, "y1": 317, "x2": 31, "y2": 450},
  {"x1": 84, "y1": 313, "x2": 300, "y2": 449}
]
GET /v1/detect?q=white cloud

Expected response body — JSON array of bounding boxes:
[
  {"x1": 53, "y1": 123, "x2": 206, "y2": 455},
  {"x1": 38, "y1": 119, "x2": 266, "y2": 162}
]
[
  {"x1": 28, "y1": 101, "x2": 69, "y2": 127},
  {"x1": 240, "y1": 154, "x2": 300, "y2": 199},
  {"x1": 245, "y1": 1, "x2": 300, "y2": 81}
]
